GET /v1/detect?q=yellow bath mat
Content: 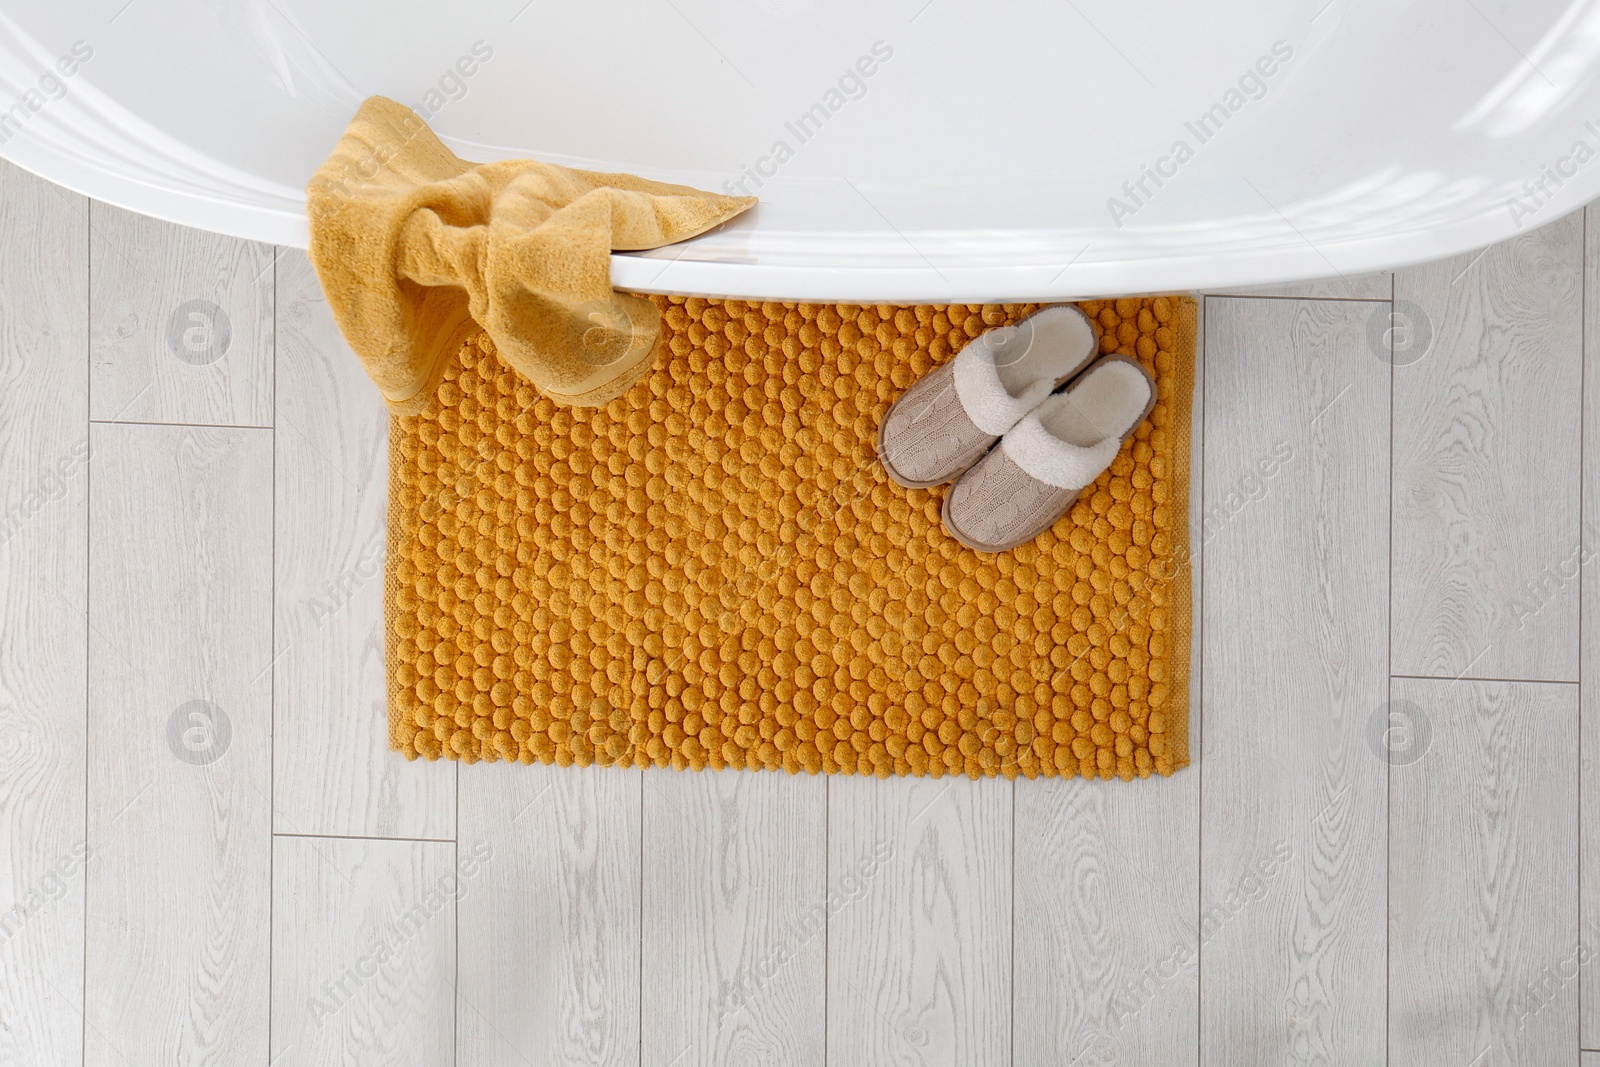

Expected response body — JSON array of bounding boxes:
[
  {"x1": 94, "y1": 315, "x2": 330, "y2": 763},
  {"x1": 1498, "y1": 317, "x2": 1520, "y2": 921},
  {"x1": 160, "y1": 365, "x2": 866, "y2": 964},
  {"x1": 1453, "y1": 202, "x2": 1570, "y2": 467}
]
[{"x1": 386, "y1": 297, "x2": 1194, "y2": 780}]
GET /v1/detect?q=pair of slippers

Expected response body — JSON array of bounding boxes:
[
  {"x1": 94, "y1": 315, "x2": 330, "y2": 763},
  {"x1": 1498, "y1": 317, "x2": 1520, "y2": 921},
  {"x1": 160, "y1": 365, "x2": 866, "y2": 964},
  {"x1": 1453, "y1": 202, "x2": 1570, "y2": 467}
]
[{"x1": 877, "y1": 306, "x2": 1156, "y2": 553}]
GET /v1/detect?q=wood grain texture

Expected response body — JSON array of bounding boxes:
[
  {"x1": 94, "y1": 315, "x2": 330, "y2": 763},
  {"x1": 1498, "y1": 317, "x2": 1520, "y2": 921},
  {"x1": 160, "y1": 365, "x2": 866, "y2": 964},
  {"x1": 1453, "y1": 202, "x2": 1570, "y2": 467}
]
[
  {"x1": 1206, "y1": 273, "x2": 1392, "y2": 301},
  {"x1": 270, "y1": 835, "x2": 459, "y2": 1067},
  {"x1": 85, "y1": 423, "x2": 273, "y2": 1065},
  {"x1": 1013, "y1": 303, "x2": 1204, "y2": 1067},
  {"x1": 826, "y1": 774, "x2": 1010, "y2": 1067},
  {"x1": 1582, "y1": 203, "x2": 1600, "y2": 1053},
  {"x1": 1201, "y1": 298, "x2": 1389, "y2": 1066},
  {"x1": 640, "y1": 769, "x2": 826, "y2": 1066},
  {"x1": 1391, "y1": 213, "x2": 1584, "y2": 680},
  {"x1": 1585, "y1": 1052, "x2": 1600, "y2": 1065},
  {"x1": 89, "y1": 203, "x2": 274, "y2": 427},
  {"x1": 273, "y1": 249, "x2": 455, "y2": 841},
  {"x1": 1014, "y1": 775, "x2": 1199, "y2": 1065},
  {"x1": 456, "y1": 762, "x2": 641, "y2": 1067},
  {"x1": 0, "y1": 160, "x2": 88, "y2": 1067},
  {"x1": 1389, "y1": 677, "x2": 1578, "y2": 1067}
]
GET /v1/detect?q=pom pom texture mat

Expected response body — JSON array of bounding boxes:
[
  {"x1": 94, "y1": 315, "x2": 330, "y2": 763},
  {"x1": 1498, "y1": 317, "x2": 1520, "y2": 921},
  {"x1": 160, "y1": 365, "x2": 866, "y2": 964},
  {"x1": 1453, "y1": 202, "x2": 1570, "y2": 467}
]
[{"x1": 386, "y1": 297, "x2": 1194, "y2": 780}]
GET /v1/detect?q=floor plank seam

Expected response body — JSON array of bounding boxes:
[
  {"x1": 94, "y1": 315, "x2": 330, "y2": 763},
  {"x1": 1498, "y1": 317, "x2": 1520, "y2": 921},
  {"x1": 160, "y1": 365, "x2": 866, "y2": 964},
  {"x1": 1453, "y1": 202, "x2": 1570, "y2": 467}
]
[
  {"x1": 271, "y1": 831, "x2": 458, "y2": 845},
  {"x1": 1201, "y1": 293, "x2": 1392, "y2": 304},
  {"x1": 88, "y1": 417, "x2": 273, "y2": 431},
  {"x1": 1385, "y1": 265, "x2": 1394, "y2": 1067},
  {"x1": 1203, "y1": 289, "x2": 1209, "y2": 1067},
  {"x1": 80, "y1": 191, "x2": 93, "y2": 1067},
  {"x1": 267, "y1": 242, "x2": 277, "y2": 1067},
  {"x1": 1579, "y1": 201, "x2": 1588, "y2": 1056},
  {"x1": 1389, "y1": 673, "x2": 1579, "y2": 686}
]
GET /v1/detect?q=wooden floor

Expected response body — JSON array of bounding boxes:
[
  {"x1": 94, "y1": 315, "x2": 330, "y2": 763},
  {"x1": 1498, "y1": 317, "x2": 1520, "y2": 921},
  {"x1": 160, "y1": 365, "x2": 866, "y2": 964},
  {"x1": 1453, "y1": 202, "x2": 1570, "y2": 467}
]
[{"x1": 0, "y1": 155, "x2": 1595, "y2": 1066}]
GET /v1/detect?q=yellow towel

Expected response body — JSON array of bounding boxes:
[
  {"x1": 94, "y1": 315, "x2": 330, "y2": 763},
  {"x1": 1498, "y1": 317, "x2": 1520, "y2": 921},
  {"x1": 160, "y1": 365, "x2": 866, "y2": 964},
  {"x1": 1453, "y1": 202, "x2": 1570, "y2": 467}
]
[{"x1": 306, "y1": 96, "x2": 756, "y2": 411}]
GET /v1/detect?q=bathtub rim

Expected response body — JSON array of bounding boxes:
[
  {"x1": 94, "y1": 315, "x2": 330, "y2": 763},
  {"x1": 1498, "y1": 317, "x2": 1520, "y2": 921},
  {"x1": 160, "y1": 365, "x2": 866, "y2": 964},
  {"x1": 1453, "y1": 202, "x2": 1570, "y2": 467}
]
[{"x1": 4, "y1": 134, "x2": 1589, "y2": 303}]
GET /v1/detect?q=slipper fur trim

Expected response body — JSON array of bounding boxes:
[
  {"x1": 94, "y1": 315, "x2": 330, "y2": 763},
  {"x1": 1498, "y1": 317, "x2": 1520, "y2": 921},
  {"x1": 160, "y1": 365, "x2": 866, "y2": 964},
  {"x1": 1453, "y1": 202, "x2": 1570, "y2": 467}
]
[
  {"x1": 999, "y1": 418, "x2": 1126, "y2": 490},
  {"x1": 998, "y1": 355, "x2": 1156, "y2": 490},
  {"x1": 951, "y1": 339, "x2": 1057, "y2": 435}
]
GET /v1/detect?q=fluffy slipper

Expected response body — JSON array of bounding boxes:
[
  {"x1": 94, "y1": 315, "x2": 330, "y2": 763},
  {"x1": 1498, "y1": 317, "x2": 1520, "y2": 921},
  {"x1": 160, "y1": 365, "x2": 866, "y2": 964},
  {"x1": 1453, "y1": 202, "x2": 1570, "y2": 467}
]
[
  {"x1": 876, "y1": 305, "x2": 1098, "y2": 488},
  {"x1": 942, "y1": 354, "x2": 1157, "y2": 553}
]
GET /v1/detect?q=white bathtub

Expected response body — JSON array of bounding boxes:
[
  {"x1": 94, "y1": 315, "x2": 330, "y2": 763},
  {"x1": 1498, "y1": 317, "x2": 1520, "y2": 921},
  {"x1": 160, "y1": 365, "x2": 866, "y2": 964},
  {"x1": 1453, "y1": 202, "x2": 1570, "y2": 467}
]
[{"x1": 3, "y1": 0, "x2": 1599, "y2": 300}]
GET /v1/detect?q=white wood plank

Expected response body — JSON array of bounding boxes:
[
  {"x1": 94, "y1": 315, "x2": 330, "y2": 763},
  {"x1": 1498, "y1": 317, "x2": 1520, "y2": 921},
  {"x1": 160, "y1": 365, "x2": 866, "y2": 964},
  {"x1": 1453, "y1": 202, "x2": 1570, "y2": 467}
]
[
  {"x1": 273, "y1": 249, "x2": 455, "y2": 840},
  {"x1": 1389, "y1": 677, "x2": 1578, "y2": 1067},
  {"x1": 1014, "y1": 775, "x2": 1199, "y2": 1065},
  {"x1": 1200, "y1": 298, "x2": 1389, "y2": 1066},
  {"x1": 640, "y1": 769, "x2": 826, "y2": 1066},
  {"x1": 270, "y1": 835, "x2": 458, "y2": 1067},
  {"x1": 1583, "y1": 1052, "x2": 1600, "y2": 1065},
  {"x1": 1582, "y1": 203, "x2": 1600, "y2": 1052},
  {"x1": 85, "y1": 423, "x2": 273, "y2": 1064},
  {"x1": 1391, "y1": 213, "x2": 1584, "y2": 681},
  {"x1": 456, "y1": 762, "x2": 641, "y2": 1067},
  {"x1": 1206, "y1": 272, "x2": 1391, "y2": 300},
  {"x1": 0, "y1": 159, "x2": 88, "y2": 1067},
  {"x1": 89, "y1": 203, "x2": 274, "y2": 427},
  {"x1": 826, "y1": 775, "x2": 1010, "y2": 1067}
]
